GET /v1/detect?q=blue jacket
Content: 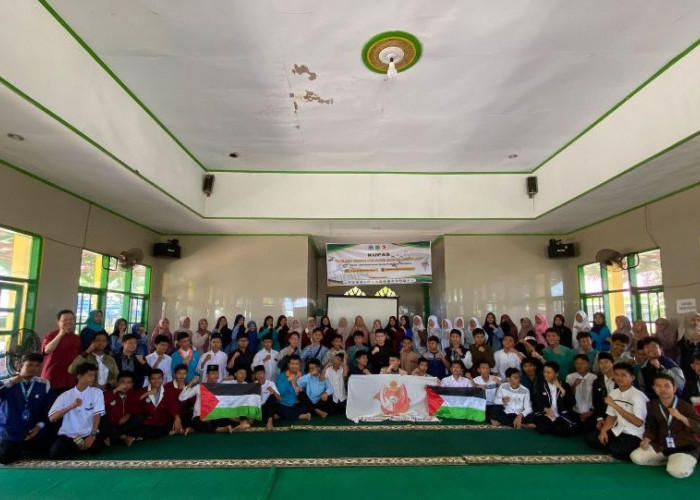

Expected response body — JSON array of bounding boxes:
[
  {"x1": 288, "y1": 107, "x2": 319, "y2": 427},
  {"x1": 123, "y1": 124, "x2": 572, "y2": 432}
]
[
  {"x1": 298, "y1": 373, "x2": 333, "y2": 404},
  {"x1": 0, "y1": 377, "x2": 53, "y2": 442},
  {"x1": 590, "y1": 326, "x2": 611, "y2": 352},
  {"x1": 171, "y1": 349, "x2": 201, "y2": 383},
  {"x1": 276, "y1": 371, "x2": 302, "y2": 407}
]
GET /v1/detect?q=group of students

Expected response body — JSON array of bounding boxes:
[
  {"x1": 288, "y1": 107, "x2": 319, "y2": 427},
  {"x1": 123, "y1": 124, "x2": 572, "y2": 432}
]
[{"x1": 1, "y1": 307, "x2": 699, "y2": 479}]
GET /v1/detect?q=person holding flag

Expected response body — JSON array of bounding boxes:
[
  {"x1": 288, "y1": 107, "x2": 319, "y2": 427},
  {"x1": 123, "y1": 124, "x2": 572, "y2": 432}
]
[{"x1": 178, "y1": 365, "x2": 235, "y2": 434}]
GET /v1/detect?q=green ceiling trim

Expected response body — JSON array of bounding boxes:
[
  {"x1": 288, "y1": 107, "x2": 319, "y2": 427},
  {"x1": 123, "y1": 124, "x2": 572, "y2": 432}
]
[
  {"x1": 204, "y1": 168, "x2": 530, "y2": 175},
  {"x1": 39, "y1": 0, "x2": 207, "y2": 172},
  {"x1": 361, "y1": 31, "x2": 423, "y2": 74},
  {"x1": 0, "y1": 156, "x2": 162, "y2": 235},
  {"x1": 38, "y1": 2, "x2": 700, "y2": 176}
]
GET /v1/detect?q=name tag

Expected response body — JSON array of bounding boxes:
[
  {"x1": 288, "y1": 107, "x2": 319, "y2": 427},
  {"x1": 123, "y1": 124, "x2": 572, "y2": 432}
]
[{"x1": 666, "y1": 436, "x2": 676, "y2": 449}]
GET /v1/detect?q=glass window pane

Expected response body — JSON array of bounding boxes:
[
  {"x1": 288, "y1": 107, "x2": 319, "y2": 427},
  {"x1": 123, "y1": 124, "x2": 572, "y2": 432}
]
[
  {"x1": 582, "y1": 263, "x2": 603, "y2": 294},
  {"x1": 0, "y1": 228, "x2": 34, "y2": 279},
  {"x1": 108, "y1": 268, "x2": 127, "y2": 292},
  {"x1": 104, "y1": 293, "x2": 126, "y2": 334},
  {"x1": 606, "y1": 267, "x2": 630, "y2": 292},
  {"x1": 129, "y1": 297, "x2": 144, "y2": 325},
  {"x1": 634, "y1": 249, "x2": 663, "y2": 287},
  {"x1": 75, "y1": 292, "x2": 100, "y2": 333},
  {"x1": 79, "y1": 250, "x2": 104, "y2": 288},
  {"x1": 131, "y1": 265, "x2": 148, "y2": 295}
]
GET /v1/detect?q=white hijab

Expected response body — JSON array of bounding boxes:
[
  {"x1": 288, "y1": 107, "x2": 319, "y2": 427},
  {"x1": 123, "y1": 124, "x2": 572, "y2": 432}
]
[
  {"x1": 678, "y1": 311, "x2": 700, "y2": 342},
  {"x1": 571, "y1": 310, "x2": 589, "y2": 349},
  {"x1": 467, "y1": 316, "x2": 486, "y2": 343},
  {"x1": 428, "y1": 315, "x2": 447, "y2": 349},
  {"x1": 455, "y1": 317, "x2": 471, "y2": 346}
]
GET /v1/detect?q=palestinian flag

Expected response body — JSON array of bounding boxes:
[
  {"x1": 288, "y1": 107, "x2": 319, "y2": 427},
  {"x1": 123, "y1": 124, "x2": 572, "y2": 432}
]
[
  {"x1": 427, "y1": 386, "x2": 486, "y2": 421},
  {"x1": 200, "y1": 383, "x2": 262, "y2": 421}
]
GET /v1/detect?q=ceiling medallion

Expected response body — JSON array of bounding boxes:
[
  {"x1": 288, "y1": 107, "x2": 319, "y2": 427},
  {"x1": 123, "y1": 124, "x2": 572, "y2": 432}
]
[{"x1": 362, "y1": 31, "x2": 422, "y2": 74}]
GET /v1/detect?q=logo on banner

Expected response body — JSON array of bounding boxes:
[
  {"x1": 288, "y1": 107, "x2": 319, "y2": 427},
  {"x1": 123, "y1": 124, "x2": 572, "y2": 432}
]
[{"x1": 374, "y1": 380, "x2": 411, "y2": 415}]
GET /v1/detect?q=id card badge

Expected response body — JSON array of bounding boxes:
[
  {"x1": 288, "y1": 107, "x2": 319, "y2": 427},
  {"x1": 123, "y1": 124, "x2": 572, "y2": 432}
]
[{"x1": 665, "y1": 436, "x2": 676, "y2": 449}]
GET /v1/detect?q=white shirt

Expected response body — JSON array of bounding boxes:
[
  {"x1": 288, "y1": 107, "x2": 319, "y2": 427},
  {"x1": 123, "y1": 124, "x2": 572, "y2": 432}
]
[
  {"x1": 145, "y1": 352, "x2": 172, "y2": 386},
  {"x1": 606, "y1": 386, "x2": 648, "y2": 438},
  {"x1": 440, "y1": 375, "x2": 474, "y2": 388},
  {"x1": 495, "y1": 383, "x2": 532, "y2": 417},
  {"x1": 474, "y1": 375, "x2": 501, "y2": 404},
  {"x1": 603, "y1": 374, "x2": 615, "y2": 395},
  {"x1": 198, "y1": 350, "x2": 228, "y2": 381},
  {"x1": 94, "y1": 354, "x2": 109, "y2": 386},
  {"x1": 566, "y1": 372, "x2": 597, "y2": 414},
  {"x1": 48, "y1": 385, "x2": 105, "y2": 438},
  {"x1": 547, "y1": 382, "x2": 559, "y2": 416},
  {"x1": 252, "y1": 348, "x2": 280, "y2": 381},
  {"x1": 323, "y1": 365, "x2": 347, "y2": 403},
  {"x1": 494, "y1": 349, "x2": 523, "y2": 379},
  {"x1": 260, "y1": 380, "x2": 280, "y2": 405}
]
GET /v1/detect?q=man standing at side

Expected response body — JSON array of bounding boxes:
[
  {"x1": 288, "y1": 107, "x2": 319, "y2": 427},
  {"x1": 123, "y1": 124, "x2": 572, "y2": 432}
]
[{"x1": 41, "y1": 310, "x2": 81, "y2": 396}]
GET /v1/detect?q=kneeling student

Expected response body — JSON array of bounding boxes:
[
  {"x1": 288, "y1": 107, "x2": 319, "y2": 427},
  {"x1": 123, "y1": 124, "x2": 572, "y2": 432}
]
[
  {"x1": 631, "y1": 373, "x2": 700, "y2": 478},
  {"x1": 493, "y1": 368, "x2": 535, "y2": 429},
  {"x1": 179, "y1": 365, "x2": 234, "y2": 434}
]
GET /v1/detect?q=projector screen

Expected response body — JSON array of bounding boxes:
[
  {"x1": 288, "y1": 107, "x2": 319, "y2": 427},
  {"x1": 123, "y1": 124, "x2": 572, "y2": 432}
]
[{"x1": 327, "y1": 295, "x2": 399, "y2": 329}]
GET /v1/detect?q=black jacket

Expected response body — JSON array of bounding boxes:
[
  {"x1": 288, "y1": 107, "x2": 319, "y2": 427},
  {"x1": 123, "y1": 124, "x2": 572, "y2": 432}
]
[
  {"x1": 532, "y1": 378, "x2": 576, "y2": 415},
  {"x1": 592, "y1": 373, "x2": 616, "y2": 420}
]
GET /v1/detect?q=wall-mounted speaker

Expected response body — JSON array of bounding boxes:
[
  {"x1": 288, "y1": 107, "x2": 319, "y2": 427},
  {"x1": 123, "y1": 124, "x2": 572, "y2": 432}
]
[
  {"x1": 203, "y1": 174, "x2": 215, "y2": 197},
  {"x1": 526, "y1": 176, "x2": 538, "y2": 198}
]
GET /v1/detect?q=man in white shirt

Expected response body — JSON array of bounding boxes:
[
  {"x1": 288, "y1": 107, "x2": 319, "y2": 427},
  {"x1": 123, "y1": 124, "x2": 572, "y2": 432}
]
[
  {"x1": 566, "y1": 354, "x2": 597, "y2": 429},
  {"x1": 494, "y1": 335, "x2": 524, "y2": 379},
  {"x1": 323, "y1": 353, "x2": 348, "y2": 416},
  {"x1": 251, "y1": 365, "x2": 282, "y2": 429},
  {"x1": 474, "y1": 360, "x2": 502, "y2": 422},
  {"x1": 440, "y1": 360, "x2": 474, "y2": 388},
  {"x1": 145, "y1": 335, "x2": 173, "y2": 386},
  {"x1": 493, "y1": 368, "x2": 535, "y2": 429},
  {"x1": 48, "y1": 362, "x2": 105, "y2": 459},
  {"x1": 197, "y1": 333, "x2": 228, "y2": 381},
  {"x1": 179, "y1": 365, "x2": 234, "y2": 434},
  {"x1": 586, "y1": 361, "x2": 649, "y2": 459},
  {"x1": 251, "y1": 335, "x2": 279, "y2": 382}
]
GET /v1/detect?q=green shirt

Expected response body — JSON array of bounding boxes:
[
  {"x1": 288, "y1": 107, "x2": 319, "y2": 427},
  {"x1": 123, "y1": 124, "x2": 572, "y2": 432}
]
[{"x1": 543, "y1": 345, "x2": 575, "y2": 381}]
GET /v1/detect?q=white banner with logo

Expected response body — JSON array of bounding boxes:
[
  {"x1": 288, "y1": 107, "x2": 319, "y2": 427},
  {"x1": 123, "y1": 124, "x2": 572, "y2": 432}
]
[
  {"x1": 326, "y1": 242, "x2": 432, "y2": 287},
  {"x1": 345, "y1": 374, "x2": 440, "y2": 422}
]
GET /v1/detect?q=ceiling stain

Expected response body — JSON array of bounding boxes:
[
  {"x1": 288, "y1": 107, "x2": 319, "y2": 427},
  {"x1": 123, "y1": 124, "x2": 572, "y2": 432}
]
[
  {"x1": 291, "y1": 64, "x2": 317, "y2": 81},
  {"x1": 301, "y1": 91, "x2": 333, "y2": 105}
]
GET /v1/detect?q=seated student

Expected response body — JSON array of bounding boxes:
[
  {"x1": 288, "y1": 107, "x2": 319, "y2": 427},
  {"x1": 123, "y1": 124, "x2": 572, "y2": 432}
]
[
  {"x1": 278, "y1": 331, "x2": 303, "y2": 373},
  {"x1": 323, "y1": 334, "x2": 345, "y2": 367},
  {"x1": 445, "y1": 329, "x2": 473, "y2": 372},
  {"x1": 113, "y1": 334, "x2": 150, "y2": 388},
  {"x1": 274, "y1": 355, "x2": 311, "y2": 421},
  {"x1": 300, "y1": 328, "x2": 329, "y2": 369},
  {"x1": 349, "y1": 350, "x2": 372, "y2": 375},
  {"x1": 592, "y1": 352, "x2": 617, "y2": 430},
  {"x1": 369, "y1": 330, "x2": 393, "y2": 374},
  {"x1": 575, "y1": 331, "x2": 599, "y2": 373},
  {"x1": 400, "y1": 337, "x2": 419, "y2": 374},
  {"x1": 493, "y1": 368, "x2": 535, "y2": 429},
  {"x1": 145, "y1": 335, "x2": 173, "y2": 386},
  {"x1": 468, "y1": 329, "x2": 495, "y2": 377},
  {"x1": 252, "y1": 365, "x2": 282, "y2": 430},
  {"x1": 536, "y1": 328, "x2": 574, "y2": 381},
  {"x1": 532, "y1": 361, "x2": 578, "y2": 436},
  {"x1": 0, "y1": 354, "x2": 53, "y2": 464},
  {"x1": 101, "y1": 371, "x2": 140, "y2": 447},
  {"x1": 640, "y1": 337, "x2": 685, "y2": 399},
  {"x1": 323, "y1": 353, "x2": 348, "y2": 415},
  {"x1": 609, "y1": 333, "x2": 635, "y2": 364},
  {"x1": 48, "y1": 362, "x2": 105, "y2": 459},
  {"x1": 227, "y1": 333, "x2": 254, "y2": 376},
  {"x1": 179, "y1": 365, "x2": 234, "y2": 434},
  {"x1": 585, "y1": 362, "x2": 648, "y2": 459},
  {"x1": 197, "y1": 333, "x2": 228, "y2": 382},
  {"x1": 68, "y1": 331, "x2": 118, "y2": 390},
  {"x1": 298, "y1": 358, "x2": 335, "y2": 418},
  {"x1": 423, "y1": 336, "x2": 448, "y2": 379},
  {"x1": 681, "y1": 353, "x2": 700, "y2": 404},
  {"x1": 380, "y1": 351, "x2": 408, "y2": 375},
  {"x1": 346, "y1": 331, "x2": 369, "y2": 369},
  {"x1": 631, "y1": 373, "x2": 700, "y2": 479},
  {"x1": 440, "y1": 360, "x2": 473, "y2": 388},
  {"x1": 252, "y1": 334, "x2": 279, "y2": 382},
  {"x1": 167, "y1": 364, "x2": 195, "y2": 434},
  {"x1": 494, "y1": 335, "x2": 525, "y2": 379},
  {"x1": 519, "y1": 357, "x2": 541, "y2": 394},
  {"x1": 136, "y1": 368, "x2": 182, "y2": 439},
  {"x1": 227, "y1": 364, "x2": 254, "y2": 430},
  {"x1": 474, "y1": 361, "x2": 502, "y2": 420},
  {"x1": 566, "y1": 354, "x2": 597, "y2": 431},
  {"x1": 412, "y1": 357, "x2": 432, "y2": 377},
  {"x1": 171, "y1": 332, "x2": 201, "y2": 383}
]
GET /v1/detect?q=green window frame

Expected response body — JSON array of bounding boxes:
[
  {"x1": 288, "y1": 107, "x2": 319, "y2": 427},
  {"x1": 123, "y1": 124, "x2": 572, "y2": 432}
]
[
  {"x1": 76, "y1": 250, "x2": 151, "y2": 334},
  {"x1": 0, "y1": 225, "x2": 41, "y2": 335},
  {"x1": 577, "y1": 248, "x2": 665, "y2": 333}
]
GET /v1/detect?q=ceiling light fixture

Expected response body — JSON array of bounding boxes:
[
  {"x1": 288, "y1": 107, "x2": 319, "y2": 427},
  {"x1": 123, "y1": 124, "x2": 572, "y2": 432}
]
[
  {"x1": 361, "y1": 31, "x2": 422, "y2": 77},
  {"x1": 7, "y1": 133, "x2": 25, "y2": 141},
  {"x1": 229, "y1": 152, "x2": 239, "y2": 158},
  {"x1": 379, "y1": 47, "x2": 403, "y2": 80}
]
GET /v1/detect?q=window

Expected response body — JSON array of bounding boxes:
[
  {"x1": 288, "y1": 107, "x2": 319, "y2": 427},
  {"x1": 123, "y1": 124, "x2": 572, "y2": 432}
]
[
  {"x1": 375, "y1": 286, "x2": 397, "y2": 297},
  {"x1": 0, "y1": 226, "x2": 41, "y2": 335},
  {"x1": 578, "y1": 249, "x2": 664, "y2": 333},
  {"x1": 344, "y1": 286, "x2": 366, "y2": 296},
  {"x1": 76, "y1": 250, "x2": 151, "y2": 334}
]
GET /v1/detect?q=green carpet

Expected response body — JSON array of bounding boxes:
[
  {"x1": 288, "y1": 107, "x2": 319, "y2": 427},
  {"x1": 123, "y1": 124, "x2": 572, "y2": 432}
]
[{"x1": 0, "y1": 463, "x2": 696, "y2": 500}]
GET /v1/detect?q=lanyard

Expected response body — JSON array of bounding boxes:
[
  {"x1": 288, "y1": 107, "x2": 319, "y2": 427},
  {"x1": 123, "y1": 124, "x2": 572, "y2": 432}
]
[
  {"x1": 20, "y1": 379, "x2": 35, "y2": 404},
  {"x1": 658, "y1": 397, "x2": 678, "y2": 434}
]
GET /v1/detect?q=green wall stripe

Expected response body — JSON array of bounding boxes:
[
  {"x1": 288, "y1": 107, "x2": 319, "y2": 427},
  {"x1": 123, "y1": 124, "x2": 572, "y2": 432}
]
[{"x1": 39, "y1": 0, "x2": 207, "y2": 172}]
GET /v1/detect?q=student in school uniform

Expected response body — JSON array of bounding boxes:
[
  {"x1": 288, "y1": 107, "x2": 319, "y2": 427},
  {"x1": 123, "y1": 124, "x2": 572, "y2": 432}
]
[
  {"x1": 575, "y1": 332, "x2": 599, "y2": 373},
  {"x1": 252, "y1": 365, "x2": 282, "y2": 430},
  {"x1": 349, "y1": 351, "x2": 372, "y2": 376},
  {"x1": 252, "y1": 334, "x2": 279, "y2": 382},
  {"x1": 113, "y1": 334, "x2": 150, "y2": 388},
  {"x1": 493, "y1": 368, "x2": 535, "y2": 429},
  {"x1": 585, "y1": 362, "x2": 648, "y2": 460},
  {"x1": 399, "y1": 337, "x2": 420, "y2": 374},
  {"x1": 411, "y1": 358, "x2": 432, "y2": 377},
  {"x1": 531, "y1": 361, "x2": 578, "y2": 436},
  {"x1": 440, "y1": 360, "x2": 473, "y2": 388},
  {"x1": 278, "y1": 331, "x2": 303, "y2": 373},
  {"x1": 473, "y1": 360, "x2": 502, "y2": 421},
  {"x1": 631, "y1": 373, "x2": 700, "y2": 478},
  {"x1": 145, "y1": 335, "x2": 173, "y2": 386},
  {"x1": 494, "y1": 335, "x2": 525, "y2": 380},
  {"x1": 301, "y1": 329, "x2": 329, "y2": 371},
  {"x1": 323, "y1": 353, "x2": 348, "y2": 416},
  {"x1": 423, "y1": 336, "x2": 448, "y2": 379},
  {"x1": 101, "y1": 371, "x2": 141, "y2": 447},
  {"x1": 444, "y1": 329, "x2": 472, "y2": 373},
  {"x1": 681, "y1": 353, "x2": 700, "y2": 405},
  {"x1": 0, "y1": 354, "x2": 53, "y2": 464},
  {"x1": 68, "y1": 331, "x2": 119, "y2": 391},
  {"x1": 380, "y1": 352, "x2": 408, "y2": 375},
  {"x1": 537, "y1": 328, "x2": 575, "y2": 381},
  {"x1": 135, "y1": 368, "x2": 182, "y2": 439},
  {"x1": 170, "y1": 332, "x2": 201, "y2": 384},
  {"x1": 346, "y1": 331, "x2": 369, "y2": 369},
  {"x1": 167, "y1": 364, "x2": 195, "y2": 434},
  {"x1": 178, "y1": 365, "x2": 234, "y2": 434},
  {"x1": 369, "y1": 330, "x2": 393, "y2": 374},
  {"x1": 639, "y1": 337, "x2": 686, "y2": 399},
  {"x1": 468, "y1": 329, "x2": 495, "y2": 377},
  {"x1": 197, "y1": 333, "x2": 228, "y2": 382},
  {"x1": 566, "y1": 354, "x2": 598, "y2": 432},
  {"x1": 324, "y1": 334, "x2": 346, "y2": 368},
  {"x1": 274, "y1": 355, "x2": 311, "y2": 421},
  {"x1": 226, "y1": 333, "x2": 254, "y2": 378},
  {"x1": 298, "y1": 358, "x2": 334, "y2": 418},
  {"x1": 47, "y1": 363, "x2": 105, "y2": 459}
]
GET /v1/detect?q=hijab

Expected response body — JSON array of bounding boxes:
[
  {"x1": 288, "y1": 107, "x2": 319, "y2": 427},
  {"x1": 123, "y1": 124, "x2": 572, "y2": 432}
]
[
  {"x1": 654, "y1": 317, "x2": 678, "y2": 359},
  {"x1": 86, "y1": 310, "x2": 104, "y2": 332},
  {"x1": 678, "y1": 312, "x2": 700, "y2": 342},
  {"x1": 572, "y1": 311, "x2": 589, "y2": 335},
  {"x1": 591, "y1": 313, "x2": 607, "y2": 333},
  {"x1": 112, "y1": 318, "x2": 128, "y2": 338},
  {"x1": 336, "y1": 316, "x2": 348, "y2": 341},
  {"x1": 175, "y1": 316, "x2": 192, "y2": 334},
  {"x1": 454, "y1": 316, "x2": 470, "y2": 346},
  {"x1": 427, "y1": 315, "x2": 446, "y2": 349},
  {"x1": 518, "y1": 317, "x2": 534, "y2": 341},
  {"x1": 483, "y1": 313, "x2": 497, "y2": 335},
  {"x1": 441, "y1": 318, "x2": 453, "y2": 334},
  {"x1": 467, "y1": 316, "x2": 483, "y2": 343},
  {"x1": 500, "y1": 314, "x2": 518, "y2": 340},
  {"x1": 533, "y1": 312, "x2": 549, "y2": 346},
  {"x1": 412, "y1": 315, "x2": 426, "y2": 351},
  {"x1": 305, "y1": 317, "x2": 316, "y2": 334},
  {"x1": 289, "y1": 317, "x2": 302, "y2": 334},
  {"x1": 150, "y1": 317, "x2": 173, "y2": 354},
  {"x1": 192, "y1": 318, "x2": 210, "y2": 352}
]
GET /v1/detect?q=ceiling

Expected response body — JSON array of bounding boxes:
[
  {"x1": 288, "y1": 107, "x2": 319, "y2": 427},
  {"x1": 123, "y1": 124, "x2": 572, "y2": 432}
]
[{"x1": 1, "y1": 1, "x2": 700, "y2": 243}]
